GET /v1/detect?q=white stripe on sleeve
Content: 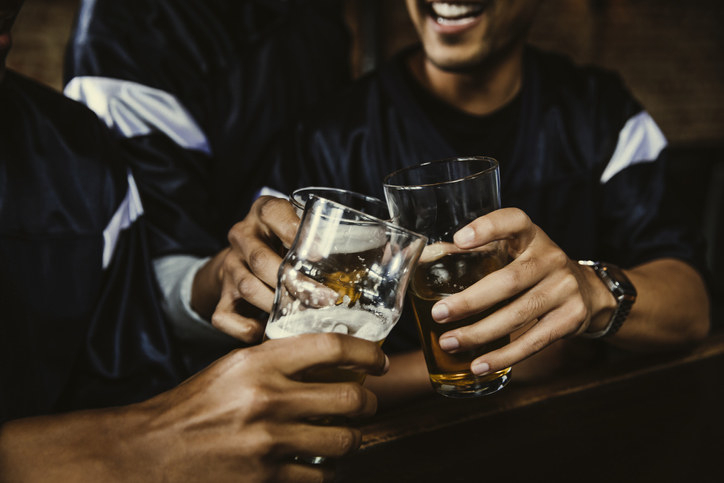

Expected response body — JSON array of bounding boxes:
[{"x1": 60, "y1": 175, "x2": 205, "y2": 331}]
[
  {"x1": 102, "y1": 170, "x2": 144, "y2": 269},
  {"x1": 600, "y1": 111, "x2": 667, "y2": 184},
  {"x1": 65, "y1": 76, "x2": 212, "y2": 155}
]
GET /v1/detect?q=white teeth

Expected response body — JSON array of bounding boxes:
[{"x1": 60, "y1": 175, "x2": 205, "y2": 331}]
[
  {"x1": 436, "y1": 16, "x2": 476, "y2": 26},
  {"x1": 430, "y1": 2, "x2": 483, "y2": 20}
]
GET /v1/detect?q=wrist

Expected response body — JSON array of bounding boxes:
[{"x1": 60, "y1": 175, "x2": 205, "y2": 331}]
[
  {"x1": 191, "y1": 248, "x2": 228, "y2": 319},
  {"x1": 579, "y1": 261, "x2": 617, "y2": 335},
  {"x1": 578, "y1": 260, "x2": 637, "y2": 339}
]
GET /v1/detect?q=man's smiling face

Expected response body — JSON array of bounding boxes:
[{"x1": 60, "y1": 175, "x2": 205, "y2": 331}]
[{"x1": 404, "y1": 0, "x2": 540, "y2": 72}]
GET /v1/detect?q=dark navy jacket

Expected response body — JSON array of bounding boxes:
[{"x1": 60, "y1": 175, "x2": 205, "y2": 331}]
[
  {"x1": 264, "y1": 47, "x2": 706, "y2": 350},
  {"x1": 0, "y1": 71, "x2": 186, "y2": 423},
  {"x1": 64, "y1": 0, "x2": 351, "y2": 256}
]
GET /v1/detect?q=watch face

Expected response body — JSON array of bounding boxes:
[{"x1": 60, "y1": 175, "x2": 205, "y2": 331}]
[{"x1": 603, "y1": 264, "x2": 637, "y2": 297}]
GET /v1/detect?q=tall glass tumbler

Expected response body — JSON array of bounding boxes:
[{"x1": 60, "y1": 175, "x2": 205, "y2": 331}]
[
  {"x1": 266, "y1": 195, "x2": 427, "y2": 385},
  {"x1": 383, "y1": 156, "x2": 512, "y2": 398}
]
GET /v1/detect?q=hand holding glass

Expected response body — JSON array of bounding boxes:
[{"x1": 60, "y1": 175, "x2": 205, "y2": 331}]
[
  {"x1": 384, "y1": 156, "x2": 512, "y2": 398},
  {"x1": 265, "y1": 195, "x2": 426, "y2": 384}
]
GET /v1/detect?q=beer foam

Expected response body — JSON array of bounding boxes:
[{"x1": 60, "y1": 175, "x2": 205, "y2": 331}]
[
  {"x1": 266, "y1": 305, "x2": 396, "y2": 342},
  {"x1": 326, "y1": 223, "x2": 386, "y2": 254}
]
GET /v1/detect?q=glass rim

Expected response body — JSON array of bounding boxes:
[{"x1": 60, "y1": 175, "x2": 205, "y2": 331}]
[
  {"x1": 291, "y1": 186, "x2": 388, "y2": 213},
  {"x1": 304, "y1": 194, "x2": 427, "y2": 243},
  {"x1": 383, "y1": 156, "x2": 499, "y2": 190}
]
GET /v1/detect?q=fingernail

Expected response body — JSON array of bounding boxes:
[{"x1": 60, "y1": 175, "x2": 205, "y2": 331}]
[
  {"x1": 383, "y1": 355, "x2": 390, "y2": 373},
  {"x1": 455, "y1": 227, "x2": 475, "y2": 246},
  {"x1": 431, "y1": 302, "x2": 449, "y2": 320},
  {"x1": 439, "y1": 336, "x2": 459, "y2": 351},
  {"x1": 471, "y1": 361, "x2": 490, "y2": 375}
]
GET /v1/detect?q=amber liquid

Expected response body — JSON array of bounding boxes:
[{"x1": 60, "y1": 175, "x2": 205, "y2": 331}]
[
  {"x1": 410, "y1": 249, "x2": 511, "y2": 397},
  {"x1": 299, "y1": 243, "x2": 386, "y2": 307}
]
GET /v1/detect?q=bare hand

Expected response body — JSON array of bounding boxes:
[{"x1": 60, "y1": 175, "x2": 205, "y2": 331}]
[
  {"x1": 0, "y1": 334, "x2": 388, "y2": 483},
  {"x1": 430, "y1": 208, "x2": 610, "y2": 376},
  {"x1": 138, "y1": 333, "x2": 388, "y2": 482},
  {"x1": 195, "y1": 196, "x2": 300, "y2": 343}
]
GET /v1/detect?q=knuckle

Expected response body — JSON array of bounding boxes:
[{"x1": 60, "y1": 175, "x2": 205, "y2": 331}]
[
  {"x1": 482, "y1": 214, "x2": 500, "y2": 235},
  {"x1": 226, "y1": 224, "x2": 241, "y2": 245},
  {"x1": 547, "y1": 248, "x2": 569, "y2": 269},
  {"x1": 227, "y1": 221, "x2": 249, "y2": 246},
  {"x1": 334, "y1": 428, "x2": 361, "y2": 455},
  {"x1": 210, "y1": 311, "x2": 227, "y2": 331},
  {"x1": 227, "y1": 346, "x2": 253, "y2": 367},
  {"x1": 247, "y1": 247, "x2": 270, "y2": 273},
  {"x1": 502, "y1": 266, "x2": 523, "y2": 292},
  {"x1": 509, "y1": 208, "x2": 530, "y2": 228},
  {"x1": 245, "y1": 385, "x2": 277, "y2": 419},
  {"x1": 559, "y1": 272, "x2": 580, "y2": 294},
  {"x1": 528, "y1": 331, "x2": 554, "y2": 354},
  {"x1": 257, "y1": 196, "x2": 278, "y2": 220},
  {"x1": 517, "y1": 254, "x2": 537, "y2": 279},
  {"x1": 569, "y1": 299, "x2": 589, "y2": 325},
  {"x1": 236, "y1": 273, "x2": 258, "y2": 299},
  {"x1": 249, "y1": 423, "x2": 277, "y2": 457},
  {"x1": 522, "y1": 292, "x2": 546, "y2": 319},
  {"x1": 337, "y1": 383, "x2": 367, "y2": 414},
  {"x1": 453, "y1": 293, "x2": 476, "y2": 316},
  {"x1": 317, "y1": 333, "x2": 347, "y2": 360}
]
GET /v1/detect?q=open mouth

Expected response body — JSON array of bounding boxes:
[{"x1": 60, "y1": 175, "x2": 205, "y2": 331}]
[{"x1": 426, "y1": 1, "x2": 488, "y2": 26}]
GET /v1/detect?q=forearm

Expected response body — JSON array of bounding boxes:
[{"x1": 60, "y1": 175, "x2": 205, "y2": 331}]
[
  {"x1": 590, "y1": 258, "x2": 710, "y2": 351},
  {"x1": 364, "y1": 350, "x2": 432, "y2": 407},
  {"x1": 0, "y1": 406, "x2": 151, "y2": 482}
]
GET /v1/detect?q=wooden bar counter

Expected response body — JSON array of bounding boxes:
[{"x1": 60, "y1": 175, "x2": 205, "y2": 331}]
[{"x1": 336, "y1": 332, "x2": 724, "y2": 482}]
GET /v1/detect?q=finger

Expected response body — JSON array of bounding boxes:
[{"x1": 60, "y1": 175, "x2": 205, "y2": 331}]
[
  {"x1": 280, "y1": 381, "x2": 378, "y2": 420},
  {"x1": 225, "y1": 255, "x2": 277, "y2": 311},
  {"x1": 212, "y1": 288, "x2": 266, "y2": 343},
  {"x1": 453, "y1": 208, "x2": 536, "y2": 254},
  {"x1": 264, "y1": 333, "x2": 389, "y2": 378},
  {"x1": 439, "y1": 274, "x2": 569, "y2": 352},
  {"x1": 419, "y1": 241, "x2": 463, "y2": 264},
  {"x1": 255, "y1": 196, "x2": 301, "y2": 249},
  {"x1": 468, "y1": 303, "x2": 584, "y2": 376},
  {"x1": 269, "y1": 423, "x2": 363, "y2": 460},
  {"x1": 431, "y1": 249, "x2": 546, "y2": 323},
  {"x1": 232, "y1": 231, "x2": 286, "y2": 289},
  {"x1": 275, "y1": 461, "x2": 335, "y2": 483},
  {"x1": 433, "y1": 228, "x2": 567, "y2": 324}
]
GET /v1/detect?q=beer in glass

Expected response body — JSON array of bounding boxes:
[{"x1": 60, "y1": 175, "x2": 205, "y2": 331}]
[
  {"x1": 384, "y1": 156, "x2": 511, "y2": 398},
  {"x1": 266, "y1": 195, "x2": 426, "y2": 383}
]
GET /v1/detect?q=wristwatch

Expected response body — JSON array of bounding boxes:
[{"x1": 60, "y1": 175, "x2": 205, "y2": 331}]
[{"x1": 578, "y1": 260, "x2": 637, "y2": 339}]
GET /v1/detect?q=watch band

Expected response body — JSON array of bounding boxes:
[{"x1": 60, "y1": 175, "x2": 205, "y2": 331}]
[{"x1": 578, "y1": 260, "x2": 637, "y2": 339}]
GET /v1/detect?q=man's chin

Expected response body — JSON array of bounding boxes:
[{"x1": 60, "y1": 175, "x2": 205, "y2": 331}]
[{"x1": 425, "y1": 51, "x2": 486, "y2": 74}]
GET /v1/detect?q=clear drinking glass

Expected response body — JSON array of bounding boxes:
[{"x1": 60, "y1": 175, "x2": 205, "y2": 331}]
[
  {"x1": 383, "y1": 156, "x2": 512, "y2": 398},
  {"x1": 290, "y1": 186, "x2": 389, "y2": 219},
  {"x1": 266, "y1": 195, "x2": 426, "y2": 463},
  {"x1": 265, "y1": 196, "x2": 426, "y2": 463}
]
